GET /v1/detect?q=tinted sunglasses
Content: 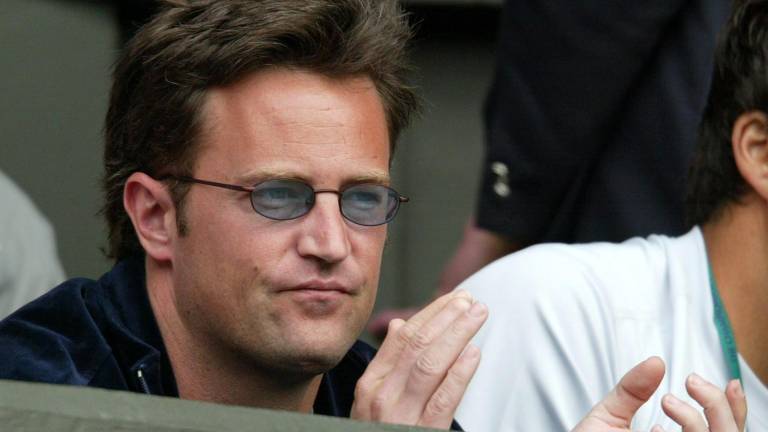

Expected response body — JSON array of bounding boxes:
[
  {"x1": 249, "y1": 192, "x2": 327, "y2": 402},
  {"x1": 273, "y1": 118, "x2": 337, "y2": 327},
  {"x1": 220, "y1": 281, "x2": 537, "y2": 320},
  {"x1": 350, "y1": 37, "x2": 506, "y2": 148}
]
[{"x1": 161, "y1": 175, "x2": 409, "y2": 226}]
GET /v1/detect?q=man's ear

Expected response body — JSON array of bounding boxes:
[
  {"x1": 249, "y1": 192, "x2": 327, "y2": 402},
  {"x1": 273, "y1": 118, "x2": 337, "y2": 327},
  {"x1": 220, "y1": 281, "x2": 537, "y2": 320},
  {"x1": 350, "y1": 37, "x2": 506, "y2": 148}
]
[
  {"x1": 123, "y1": 172, "x2": 177, "y2": 262},
  {"x1": 733, "y1": 111, "x2": 768, "y2": 200}
]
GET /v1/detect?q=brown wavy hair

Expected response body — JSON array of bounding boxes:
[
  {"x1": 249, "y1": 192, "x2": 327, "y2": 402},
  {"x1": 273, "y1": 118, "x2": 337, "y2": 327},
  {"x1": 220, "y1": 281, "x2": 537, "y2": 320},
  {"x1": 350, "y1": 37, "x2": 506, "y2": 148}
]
[{"x1": 102, "y1": 0, "x2": 419, "y2": 260}]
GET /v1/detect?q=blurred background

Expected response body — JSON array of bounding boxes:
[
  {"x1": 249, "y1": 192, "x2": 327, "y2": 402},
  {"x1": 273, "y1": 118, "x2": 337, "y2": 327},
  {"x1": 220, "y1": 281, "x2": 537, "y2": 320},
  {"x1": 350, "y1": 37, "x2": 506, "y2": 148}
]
[{"x1": 0, "y1": 0, "x2": 500, "y2": 324}]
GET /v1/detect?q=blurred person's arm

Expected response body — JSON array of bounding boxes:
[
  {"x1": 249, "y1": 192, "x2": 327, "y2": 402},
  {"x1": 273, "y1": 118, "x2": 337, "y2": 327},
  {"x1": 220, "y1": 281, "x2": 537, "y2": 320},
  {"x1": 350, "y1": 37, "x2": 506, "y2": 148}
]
[
  {"x1": 436, "y1": 216, "x2": 520, "y2": 295},
  {"x1": 0, "y1": 173, "x2": 65, "y2": 318}
]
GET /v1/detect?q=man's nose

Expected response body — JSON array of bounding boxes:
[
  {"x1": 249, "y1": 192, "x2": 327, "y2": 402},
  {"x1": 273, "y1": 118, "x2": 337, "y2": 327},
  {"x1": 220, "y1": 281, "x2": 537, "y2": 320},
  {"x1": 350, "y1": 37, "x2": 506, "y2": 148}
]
[{"x1": 296, "y1": 194, "x2": 351, "y2": 264}]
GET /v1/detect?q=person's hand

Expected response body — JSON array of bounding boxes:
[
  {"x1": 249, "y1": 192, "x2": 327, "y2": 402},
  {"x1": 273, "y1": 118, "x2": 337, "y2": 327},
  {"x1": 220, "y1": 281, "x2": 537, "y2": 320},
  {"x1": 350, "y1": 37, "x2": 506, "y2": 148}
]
[
  {"x1": 352, "y1": 290, "x2": 488, "y2": 429},
  {"x1": 572, "y1": 357, "x2": 747, "y2": 432}
]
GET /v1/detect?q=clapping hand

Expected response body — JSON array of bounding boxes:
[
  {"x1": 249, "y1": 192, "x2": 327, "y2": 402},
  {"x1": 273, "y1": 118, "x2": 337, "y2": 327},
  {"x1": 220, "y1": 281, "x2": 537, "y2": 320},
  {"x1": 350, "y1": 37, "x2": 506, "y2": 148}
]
[
  {"x1": 573, "y1": 357, "x2": 747, "y2": 432},
  {"x1": 352, "y1": 290, "x2": 488, "y2": 429}
]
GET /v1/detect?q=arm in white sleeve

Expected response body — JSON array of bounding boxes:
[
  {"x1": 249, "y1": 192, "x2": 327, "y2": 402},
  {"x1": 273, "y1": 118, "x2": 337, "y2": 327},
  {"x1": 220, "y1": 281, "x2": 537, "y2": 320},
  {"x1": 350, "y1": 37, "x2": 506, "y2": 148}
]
[{"x1": 455, "y1": 244, "x2": 620, "y2": 431}]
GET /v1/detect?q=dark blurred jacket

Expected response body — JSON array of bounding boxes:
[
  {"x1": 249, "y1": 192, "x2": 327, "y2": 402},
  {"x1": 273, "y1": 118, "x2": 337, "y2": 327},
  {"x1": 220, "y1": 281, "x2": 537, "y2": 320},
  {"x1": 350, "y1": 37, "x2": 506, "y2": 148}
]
[
  {"x1": 477, "y1": 0, "x2": 731, "y2": 243},
  {"x1": 0, "y1": 255, "x2": 377, "y2": 418}
]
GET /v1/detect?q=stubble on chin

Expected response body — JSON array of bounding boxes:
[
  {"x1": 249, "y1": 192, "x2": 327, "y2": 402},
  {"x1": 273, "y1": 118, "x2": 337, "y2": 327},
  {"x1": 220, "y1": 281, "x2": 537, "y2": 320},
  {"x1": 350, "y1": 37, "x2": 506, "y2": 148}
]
[{"x1": 229, "y1": 269, "x2": 376, "y2": 379}]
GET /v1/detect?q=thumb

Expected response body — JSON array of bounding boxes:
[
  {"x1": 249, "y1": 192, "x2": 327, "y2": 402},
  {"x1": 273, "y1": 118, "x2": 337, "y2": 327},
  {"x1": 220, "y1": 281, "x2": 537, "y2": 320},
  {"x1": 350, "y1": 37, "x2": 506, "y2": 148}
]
[{"x1": 586, "y1": 357, "x2": 666, "y2": 428}]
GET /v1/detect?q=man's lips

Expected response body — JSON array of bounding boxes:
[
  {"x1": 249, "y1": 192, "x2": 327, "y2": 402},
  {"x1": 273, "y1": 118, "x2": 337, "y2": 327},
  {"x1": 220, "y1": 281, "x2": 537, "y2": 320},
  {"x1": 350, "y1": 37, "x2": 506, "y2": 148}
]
[
  {"x1": 278, "y1": 281, "x2": 354, "y2": 295},
  {"x1": 278, "y1": 281, "x2": 354, "y2": 317}
]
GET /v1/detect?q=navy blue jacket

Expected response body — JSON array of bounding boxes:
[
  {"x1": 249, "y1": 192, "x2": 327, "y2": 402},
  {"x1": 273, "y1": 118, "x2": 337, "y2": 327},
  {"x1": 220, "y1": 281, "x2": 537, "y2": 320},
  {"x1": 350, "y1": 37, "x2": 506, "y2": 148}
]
[
  {"x1": 477, "y1": 0, "x2": 730, "y2": 243},
  {"x1": 0, "y1": 256, "x2": 375, "y2": 417}
]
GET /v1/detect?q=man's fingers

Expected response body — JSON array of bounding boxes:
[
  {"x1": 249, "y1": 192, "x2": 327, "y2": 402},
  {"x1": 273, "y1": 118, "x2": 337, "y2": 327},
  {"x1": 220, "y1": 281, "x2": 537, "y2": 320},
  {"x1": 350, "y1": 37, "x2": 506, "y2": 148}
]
[
  {"x1": 367, "y1": 307, "x2": 419, "y2": 340},
  {"x1": 364, "y1": 291, "x2": 472, "y2": 379},
  {"x1": 404, "y1": 290, "x2": 473, "y2": 331},
  {"x1": 572, "y1": 363, "x2": 746, "y2": 432},
  {"x1": 399, "y1": 301, "x2": 487, "y2": 405},
  {"x1": 353, "y1": 291, "x2": 478, "y2": 424},
  {"x1": 661, "y1": 394, "x2": 708, "y2": 432},
  {"x1": 352, "y1": 291, "x2": 486, "y2": 426},
  {"x1": 375, "y1": 318, "x2": 407, "y2": 363},
  {"x1": 684, "y1": 374, "x2": 739, "y2": 431},
  {"x1": 655, "y1": 373, "x2": 744, "y2": 432},
  {"x1": 419, "y1": 345, "x2": 482, "y2": 429},
  {"x1": 596, "y1": 356, "x2": 666, "y2": 426},
  {"x1": 571, "y1": 357, "x2": 665, "y2": 432},
  {"x1": 726, "y1": 379, "x2": 747, "y2": 432},
  {"x1": 350, "y1": 318, "x2": 406, "y2": 420}
]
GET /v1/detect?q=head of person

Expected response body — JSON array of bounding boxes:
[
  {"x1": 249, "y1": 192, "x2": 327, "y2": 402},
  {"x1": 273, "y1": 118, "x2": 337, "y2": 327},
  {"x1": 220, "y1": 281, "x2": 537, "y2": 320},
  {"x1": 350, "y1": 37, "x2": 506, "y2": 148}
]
[
  {"x1": 686, "y1": 0, "x2": 768, "y2": 225},
  {"x1": 103, "y1": 0, "x2": 418, "y2": 378}
]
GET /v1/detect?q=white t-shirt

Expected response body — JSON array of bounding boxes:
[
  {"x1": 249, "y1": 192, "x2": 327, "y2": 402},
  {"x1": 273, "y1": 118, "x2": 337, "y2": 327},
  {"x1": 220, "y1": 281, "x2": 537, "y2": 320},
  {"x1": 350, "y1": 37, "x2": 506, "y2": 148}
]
[
  {"x1": 0, "y1": 171, "x2": 65, "y2": 318},
  {"x1": 456, "y1": 228, "x2": 767, "y2": 431}
]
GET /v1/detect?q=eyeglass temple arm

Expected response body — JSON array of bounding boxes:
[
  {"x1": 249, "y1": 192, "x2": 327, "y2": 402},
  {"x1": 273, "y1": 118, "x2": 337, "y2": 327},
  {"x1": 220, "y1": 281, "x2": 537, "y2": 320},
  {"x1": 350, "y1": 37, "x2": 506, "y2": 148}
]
[{"x1": 158, "y1": 175, "x2": 255, "y2": 192}]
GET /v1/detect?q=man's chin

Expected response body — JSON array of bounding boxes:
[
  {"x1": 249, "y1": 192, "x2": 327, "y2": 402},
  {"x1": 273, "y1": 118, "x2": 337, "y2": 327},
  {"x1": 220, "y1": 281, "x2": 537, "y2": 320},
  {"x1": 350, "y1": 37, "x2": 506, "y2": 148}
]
[
  {"x1": 267, "y1": 348, "x2": 347, "y2": 379},
  {"x1": 255, "y1": 313, "x2": 367, "y2": 376}
]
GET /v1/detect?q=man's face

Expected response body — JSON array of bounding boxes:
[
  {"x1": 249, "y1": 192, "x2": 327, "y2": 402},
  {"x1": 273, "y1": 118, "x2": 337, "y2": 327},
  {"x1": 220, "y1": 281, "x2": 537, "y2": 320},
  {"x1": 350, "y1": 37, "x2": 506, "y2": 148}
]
[{"x1": 171, "y1": 69, "x2": 390, "y2": 376}]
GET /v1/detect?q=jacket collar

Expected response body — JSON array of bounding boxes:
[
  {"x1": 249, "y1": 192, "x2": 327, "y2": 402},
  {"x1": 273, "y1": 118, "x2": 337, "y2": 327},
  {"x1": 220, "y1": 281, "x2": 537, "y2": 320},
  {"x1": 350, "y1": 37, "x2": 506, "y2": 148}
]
[{"x1": 95, "y1": 254, "x2": 178, "y2": 396}]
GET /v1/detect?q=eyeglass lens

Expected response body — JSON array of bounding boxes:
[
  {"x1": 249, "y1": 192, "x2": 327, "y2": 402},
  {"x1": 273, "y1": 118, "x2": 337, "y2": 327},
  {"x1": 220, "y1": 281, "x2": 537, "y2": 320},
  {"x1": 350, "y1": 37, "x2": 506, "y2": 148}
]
[{"x1": 250, "y1": 179, "x2": 400, "y2": 226}]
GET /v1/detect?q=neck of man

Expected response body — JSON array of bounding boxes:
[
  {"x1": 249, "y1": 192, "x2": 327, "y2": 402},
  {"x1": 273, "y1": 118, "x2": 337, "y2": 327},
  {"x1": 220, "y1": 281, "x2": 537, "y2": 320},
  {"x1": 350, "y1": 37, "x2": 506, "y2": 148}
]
[
  {"x1": 144, "y1": 258, "x2": 322, "y2": 412},
  {"x1": 702, "y1": 192, "x2": 768, "y2": 385}
]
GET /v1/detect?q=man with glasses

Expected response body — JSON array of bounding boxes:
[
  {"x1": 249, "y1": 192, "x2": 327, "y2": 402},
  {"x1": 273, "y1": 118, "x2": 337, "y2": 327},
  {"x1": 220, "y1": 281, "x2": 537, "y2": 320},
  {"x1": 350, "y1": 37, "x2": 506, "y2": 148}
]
[
  {"x1": 0, "y1": 0, "x2": 744, "y2": 430},
  {"x1": 0, "y1": 1, "x2": 485, "y2": 428}
]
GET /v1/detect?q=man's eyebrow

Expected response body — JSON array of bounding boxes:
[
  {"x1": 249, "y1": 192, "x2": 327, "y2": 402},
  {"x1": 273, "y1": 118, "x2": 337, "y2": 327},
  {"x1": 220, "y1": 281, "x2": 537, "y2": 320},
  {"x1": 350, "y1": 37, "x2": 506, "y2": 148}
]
[
  {"x1": 345, "y1": 172, "x2": 391, "y2": 185},
  {"x1": 232, "y1": 170, "x2": 391, "y2": 186},
  {"x1": 232, "y1": 170, "x2": 298, "y2": 185}
]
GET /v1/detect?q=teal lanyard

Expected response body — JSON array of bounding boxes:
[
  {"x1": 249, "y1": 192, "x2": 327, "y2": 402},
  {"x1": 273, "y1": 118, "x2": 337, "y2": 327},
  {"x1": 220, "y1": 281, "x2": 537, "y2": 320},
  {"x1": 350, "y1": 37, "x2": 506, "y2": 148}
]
[{"x1": 707, "y1": 262, "x2": 743, "y2": 382}]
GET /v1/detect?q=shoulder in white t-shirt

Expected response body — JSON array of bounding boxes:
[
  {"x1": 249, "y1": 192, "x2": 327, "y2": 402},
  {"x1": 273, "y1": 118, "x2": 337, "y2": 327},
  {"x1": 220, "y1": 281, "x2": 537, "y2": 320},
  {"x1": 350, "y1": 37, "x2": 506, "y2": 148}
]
[{"x1": 455, "y1": 228, "x2": 766, "y2": 431}]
